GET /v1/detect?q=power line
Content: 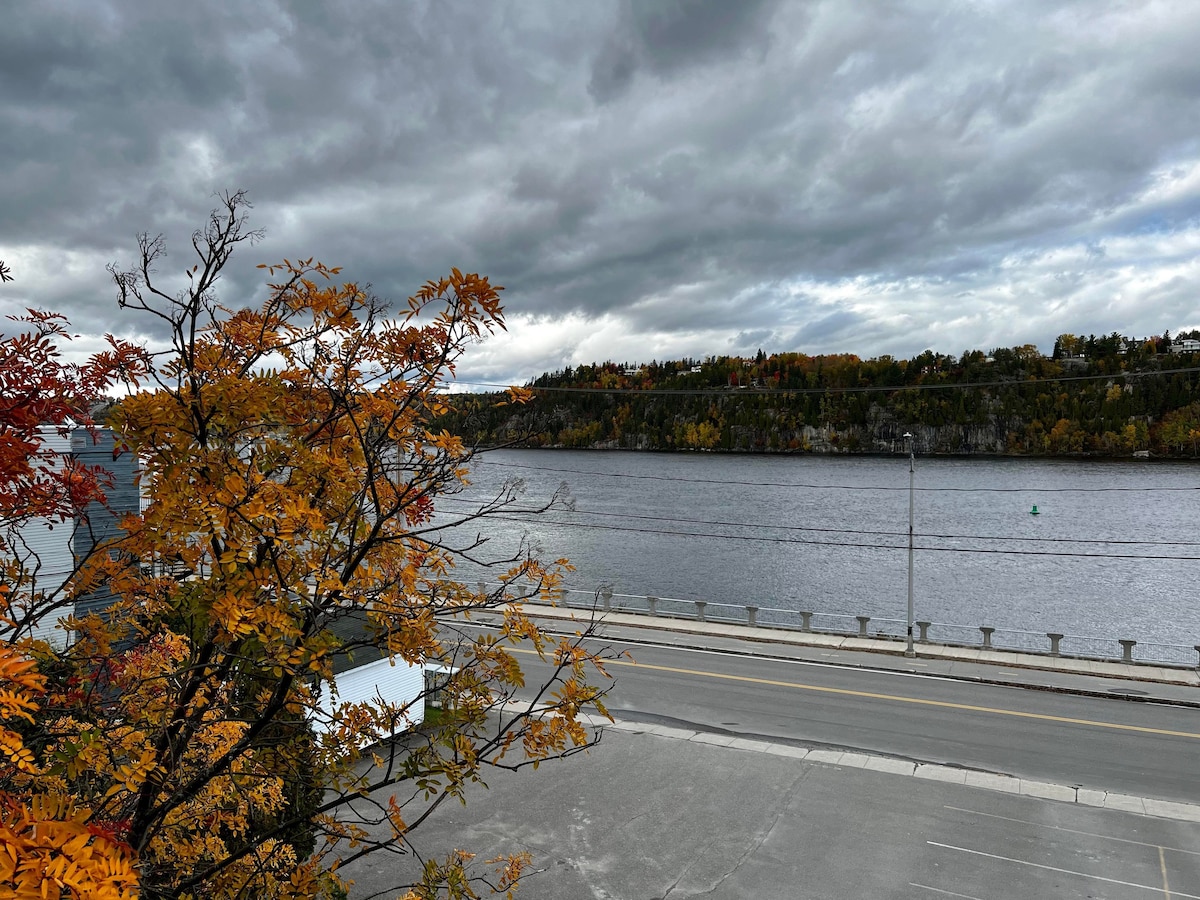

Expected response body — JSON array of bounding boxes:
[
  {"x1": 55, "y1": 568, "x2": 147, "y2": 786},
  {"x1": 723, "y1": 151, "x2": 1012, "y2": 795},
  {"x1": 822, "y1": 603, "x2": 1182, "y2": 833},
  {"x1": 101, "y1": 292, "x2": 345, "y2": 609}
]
[
  {"x1": 469, "y1": 458, "x2": 1200, "y2": 494},
  {"x1": 433, "y1": 496, "x2": 1200, "y2": 547},
  {"x1": 451, "y1": 364, "x2": 1200, "y2": 397},
  {"x1": 460, "y1": 512, "x2": 1200, "y2": 561}
]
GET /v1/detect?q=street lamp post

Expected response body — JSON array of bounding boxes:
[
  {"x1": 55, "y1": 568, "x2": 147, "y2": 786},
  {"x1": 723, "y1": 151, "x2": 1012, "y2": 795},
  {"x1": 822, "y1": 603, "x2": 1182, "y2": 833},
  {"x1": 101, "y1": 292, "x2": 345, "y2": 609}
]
[{"x1": 904, "y1": 432, "x2": 915, "y2": 658}]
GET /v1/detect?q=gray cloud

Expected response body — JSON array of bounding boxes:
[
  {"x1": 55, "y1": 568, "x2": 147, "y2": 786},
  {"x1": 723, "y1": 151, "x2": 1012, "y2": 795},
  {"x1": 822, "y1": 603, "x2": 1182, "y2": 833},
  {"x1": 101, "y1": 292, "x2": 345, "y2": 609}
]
[
  {"x1": 3, "y1": 0, "x2": 1200, "y2": 385},
  {"x1": 589, "y1": 0, "x2": 783, "y2": 102}
]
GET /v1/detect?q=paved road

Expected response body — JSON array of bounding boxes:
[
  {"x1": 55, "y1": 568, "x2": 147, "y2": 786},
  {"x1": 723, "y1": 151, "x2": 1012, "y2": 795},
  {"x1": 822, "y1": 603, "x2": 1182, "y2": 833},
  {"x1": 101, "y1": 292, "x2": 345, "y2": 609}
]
[{"x1": 502, "y1": 630, "x2": 1200, "y2": 804}]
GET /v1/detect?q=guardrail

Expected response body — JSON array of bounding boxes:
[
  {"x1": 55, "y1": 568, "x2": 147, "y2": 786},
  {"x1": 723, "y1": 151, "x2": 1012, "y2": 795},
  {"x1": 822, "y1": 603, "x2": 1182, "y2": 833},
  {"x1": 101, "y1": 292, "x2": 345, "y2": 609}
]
[{"x1": 527, "y1": 586, "x2": 1200, "y2": 669}]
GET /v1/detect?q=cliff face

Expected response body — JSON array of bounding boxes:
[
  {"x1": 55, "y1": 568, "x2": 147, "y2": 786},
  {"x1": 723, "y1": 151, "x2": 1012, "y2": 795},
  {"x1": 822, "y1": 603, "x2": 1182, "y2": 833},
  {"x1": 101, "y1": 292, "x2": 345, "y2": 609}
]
[
  {"x1": 470, "y1": 403, "x2": 1027, "y2": 455},
  {"x1": 440, "y1": 380, "x2": 1184, "y2": 457},
  {"x1": 798, "y1": 407, "x2": 1014, "y2": 455},
  {"x1": 798, "y1": 422, "x2": 1010, "y2": 455}
]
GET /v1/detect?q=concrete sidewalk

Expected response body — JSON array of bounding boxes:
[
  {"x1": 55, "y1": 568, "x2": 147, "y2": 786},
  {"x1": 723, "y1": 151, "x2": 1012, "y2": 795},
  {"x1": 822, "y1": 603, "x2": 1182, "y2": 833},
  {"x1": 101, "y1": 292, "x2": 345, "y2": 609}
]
[{"x1": 520, "y1": 603, "x2": 1200, "y2": 705}]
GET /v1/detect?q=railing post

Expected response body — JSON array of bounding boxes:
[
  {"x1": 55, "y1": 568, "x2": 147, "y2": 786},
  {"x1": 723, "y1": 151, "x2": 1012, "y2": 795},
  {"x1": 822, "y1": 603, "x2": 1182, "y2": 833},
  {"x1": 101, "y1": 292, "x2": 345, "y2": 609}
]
[
  {"x1": 1119, "y1": 639, "x2": 1136, "y2": 664},
  {"x1": 600, "y1": 586, "x2": 612, "y2": 612},
  {"x1": 1047, "y1": 633, "x2": 1063, "y2": 657},
  {"x1": 800, "y1": 611, "x2": 813, "y2": 632},
  {"x1": 855, "y1": 615, "x2": 870, "y2": 638},
  {"x1": 916, "y1": 621, "x2": 931, "y2": 643},
  {"x1": 979, "y1": 627, "x2": 995, "y2": 650},
  {"x1": 1194, "y1": 645, "x2": 1200, "y2": 669},
  {"x1": 646, "y1": 596, "x2": 658, "y2": 615},
  {"x1": 746, "y1": 605, "x2": 758, "y2": 627},
  {"x1": 694, "y1": 600, "x2": 707, "y2": 622}
]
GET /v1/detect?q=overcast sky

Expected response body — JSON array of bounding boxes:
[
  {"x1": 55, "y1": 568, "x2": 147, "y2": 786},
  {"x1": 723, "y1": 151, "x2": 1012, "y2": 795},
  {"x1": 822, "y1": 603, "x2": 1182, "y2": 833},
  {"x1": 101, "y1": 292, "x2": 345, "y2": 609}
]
[{"x1": 3, "y1": 0, "x2": 1200, "y2": 387}]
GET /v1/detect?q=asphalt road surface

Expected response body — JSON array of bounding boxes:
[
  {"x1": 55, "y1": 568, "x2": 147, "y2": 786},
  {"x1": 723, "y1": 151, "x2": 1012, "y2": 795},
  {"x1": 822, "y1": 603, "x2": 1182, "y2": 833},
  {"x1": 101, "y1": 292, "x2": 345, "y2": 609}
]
[{"x1": 530, "y1": 635, "x2": 1200, "y2": 805}]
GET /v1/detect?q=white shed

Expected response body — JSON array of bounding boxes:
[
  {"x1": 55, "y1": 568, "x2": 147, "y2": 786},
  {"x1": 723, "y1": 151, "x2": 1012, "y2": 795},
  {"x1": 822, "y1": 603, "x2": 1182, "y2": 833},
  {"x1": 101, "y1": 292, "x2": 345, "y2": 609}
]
[
  {"x1": 314, "y1": 613, "x2": 428, "y2": 741},
  {"x1": 318, "y1": 653, "x2": 426, "y2": 737}
]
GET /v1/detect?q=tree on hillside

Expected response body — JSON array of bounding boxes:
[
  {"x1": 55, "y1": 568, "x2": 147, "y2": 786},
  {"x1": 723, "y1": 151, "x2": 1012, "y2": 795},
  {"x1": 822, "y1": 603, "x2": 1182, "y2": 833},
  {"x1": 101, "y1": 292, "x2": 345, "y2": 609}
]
[
  {"x1": 1157, "y1": 401, "x2": 1200, "y2": 456},
  {"x1": 3, "y1": 193, "x2": 613, "y2": 899}
]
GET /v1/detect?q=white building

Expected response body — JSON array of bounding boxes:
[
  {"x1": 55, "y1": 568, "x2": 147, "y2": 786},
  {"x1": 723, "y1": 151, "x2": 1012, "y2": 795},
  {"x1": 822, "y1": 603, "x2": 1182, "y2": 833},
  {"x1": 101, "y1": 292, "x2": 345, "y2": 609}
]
[
  {"x1": 8, "y1": 427, "x2": 430, "y2": 735},
  {"x1": 6, "y1": 429, "x2": 75, "y2": 647}
]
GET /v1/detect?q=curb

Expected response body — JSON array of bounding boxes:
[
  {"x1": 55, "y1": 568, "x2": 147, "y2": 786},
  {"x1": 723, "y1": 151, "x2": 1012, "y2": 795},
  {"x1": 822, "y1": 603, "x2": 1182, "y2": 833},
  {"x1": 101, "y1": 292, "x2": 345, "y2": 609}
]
[{"x1": 590, "y1": 711, "x2": 1200, "y2": 825}]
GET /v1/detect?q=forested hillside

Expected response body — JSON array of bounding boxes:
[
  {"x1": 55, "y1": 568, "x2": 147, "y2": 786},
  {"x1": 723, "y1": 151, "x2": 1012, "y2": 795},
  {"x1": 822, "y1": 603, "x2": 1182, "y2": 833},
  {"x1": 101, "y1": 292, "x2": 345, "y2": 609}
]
[{"x1": 440, "y1": 333, "x2": 1200, "y2": 457}]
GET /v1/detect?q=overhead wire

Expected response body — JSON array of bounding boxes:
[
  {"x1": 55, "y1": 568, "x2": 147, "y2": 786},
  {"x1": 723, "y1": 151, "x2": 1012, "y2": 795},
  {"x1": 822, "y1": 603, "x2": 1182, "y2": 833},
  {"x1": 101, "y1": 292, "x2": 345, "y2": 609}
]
[
  {"x1": 451, "y1": 511, "x2": 1200, "y2": 561},
  {"x1": 468, "y1": 458, "x2": 1200, "y2": 493},
  {"x1": 449, "y1": 364, "x2": 1200, "y2": 397},
  {"x1": 432, "y1": 495, "x2": 1200, "y2": 547}
]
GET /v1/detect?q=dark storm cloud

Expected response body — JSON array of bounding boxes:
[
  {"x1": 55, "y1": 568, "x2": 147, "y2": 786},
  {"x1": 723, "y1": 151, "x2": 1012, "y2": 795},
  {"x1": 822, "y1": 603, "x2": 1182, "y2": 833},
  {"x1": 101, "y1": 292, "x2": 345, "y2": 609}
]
[
  {"x1": 3, "y1": 0, "x2": 1200, "y2": 383},
  {"x1": 588, "y1": 0, "x2": 783, "y2": 102},
  {"x1": 795, "y1": 309, "x2": 864, "y2": 346}
]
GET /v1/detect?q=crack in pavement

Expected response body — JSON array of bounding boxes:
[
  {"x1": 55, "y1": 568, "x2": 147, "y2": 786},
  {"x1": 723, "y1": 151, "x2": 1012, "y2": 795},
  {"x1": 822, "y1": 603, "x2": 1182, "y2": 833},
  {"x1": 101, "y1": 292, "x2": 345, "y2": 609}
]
[{"x1": 658, "y1": 767, "x2": 812, "y2": 900}]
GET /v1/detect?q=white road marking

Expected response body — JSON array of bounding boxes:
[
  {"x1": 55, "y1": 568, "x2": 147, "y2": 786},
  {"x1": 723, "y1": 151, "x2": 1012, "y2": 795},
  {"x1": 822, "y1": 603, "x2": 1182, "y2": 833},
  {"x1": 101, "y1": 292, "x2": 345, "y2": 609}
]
[
  {"x1": 909, "y1": 884, "x2": 985, "y2": 900},
  {"x1": 943, "y1": 806, "x2": 1200, "y2": 856},
  {"x1": 928, "y1": 842, "x2": 1200, "y2": 898}
]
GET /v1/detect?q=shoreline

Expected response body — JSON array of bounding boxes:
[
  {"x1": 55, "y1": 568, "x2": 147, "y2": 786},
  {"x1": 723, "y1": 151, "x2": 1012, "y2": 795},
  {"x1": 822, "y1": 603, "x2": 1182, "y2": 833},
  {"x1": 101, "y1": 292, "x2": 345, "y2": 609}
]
[{"x1": 470, "y1": 443, "x2": 1200, "y2": 463}]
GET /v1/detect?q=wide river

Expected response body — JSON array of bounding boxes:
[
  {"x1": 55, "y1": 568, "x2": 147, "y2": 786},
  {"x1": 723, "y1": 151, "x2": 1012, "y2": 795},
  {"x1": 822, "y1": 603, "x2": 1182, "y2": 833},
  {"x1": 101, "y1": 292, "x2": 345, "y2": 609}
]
[{"x1": 433, "y1": 449, "x2": 1200, "y2": 649}]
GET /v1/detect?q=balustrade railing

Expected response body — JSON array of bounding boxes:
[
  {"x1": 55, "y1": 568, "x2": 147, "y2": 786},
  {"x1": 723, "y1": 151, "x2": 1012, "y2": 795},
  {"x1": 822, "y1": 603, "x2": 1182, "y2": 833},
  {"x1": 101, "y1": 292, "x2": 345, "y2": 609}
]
[{"x1": 519, "y1": 585, "x2": 1200, "y2": 669}]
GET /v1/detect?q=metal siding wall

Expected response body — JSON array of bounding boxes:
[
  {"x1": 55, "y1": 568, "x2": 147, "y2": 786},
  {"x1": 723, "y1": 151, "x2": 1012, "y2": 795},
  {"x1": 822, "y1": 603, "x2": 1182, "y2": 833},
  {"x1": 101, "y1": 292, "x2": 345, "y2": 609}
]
[
  {"x1": 320, "y1": 656, "x2": 426, "y2": 732},
  {"x1": 70, "y1": 428, "x2": 139, "y2": 618},
  {"x1": 9, "y1": 431, "x2": 74, "y2": 647}
]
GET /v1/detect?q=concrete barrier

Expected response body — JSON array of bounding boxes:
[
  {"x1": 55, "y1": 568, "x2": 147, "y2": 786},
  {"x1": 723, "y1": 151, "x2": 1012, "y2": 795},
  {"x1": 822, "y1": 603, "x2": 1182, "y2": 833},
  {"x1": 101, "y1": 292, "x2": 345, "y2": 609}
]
[{"x1": 1119, "y1": 639, "x2": 1136, "y2": 664}]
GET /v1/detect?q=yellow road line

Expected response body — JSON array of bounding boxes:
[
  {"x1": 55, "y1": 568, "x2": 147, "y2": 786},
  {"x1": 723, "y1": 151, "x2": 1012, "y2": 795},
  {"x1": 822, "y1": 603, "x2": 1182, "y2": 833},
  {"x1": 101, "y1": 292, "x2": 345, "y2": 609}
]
[{"x1": 510, "y1": 648, "x2": 1200, "y2": 740}]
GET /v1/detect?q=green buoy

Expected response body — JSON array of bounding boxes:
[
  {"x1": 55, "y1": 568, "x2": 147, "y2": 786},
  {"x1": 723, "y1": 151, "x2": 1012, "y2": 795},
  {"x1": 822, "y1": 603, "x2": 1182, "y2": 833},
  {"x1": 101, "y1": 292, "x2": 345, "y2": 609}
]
[{"x1": 1030, "y1": 504, "x2": 1040, "y2": 515}]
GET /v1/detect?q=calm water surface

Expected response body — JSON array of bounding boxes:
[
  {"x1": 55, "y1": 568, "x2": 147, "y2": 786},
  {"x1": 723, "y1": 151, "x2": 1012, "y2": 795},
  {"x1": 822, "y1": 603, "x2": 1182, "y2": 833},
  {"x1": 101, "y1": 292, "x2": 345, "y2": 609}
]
[{"x1": 435, "y1": 450, "x2": 1200, "y2": 646}]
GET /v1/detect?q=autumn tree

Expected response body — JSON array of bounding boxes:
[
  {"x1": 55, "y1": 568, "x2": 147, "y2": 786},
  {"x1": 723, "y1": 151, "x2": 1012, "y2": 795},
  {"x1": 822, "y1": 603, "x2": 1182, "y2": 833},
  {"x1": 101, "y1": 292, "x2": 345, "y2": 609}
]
[
  {"x1": 1, "y1": 291, "x2": 149, "y2": 897},
  {"x1": 1157, "y1": 401, "x2": 1200, "y2": 456},
  {"x1": 5, "y1": 193, "x2": 613, "y2": 899}
]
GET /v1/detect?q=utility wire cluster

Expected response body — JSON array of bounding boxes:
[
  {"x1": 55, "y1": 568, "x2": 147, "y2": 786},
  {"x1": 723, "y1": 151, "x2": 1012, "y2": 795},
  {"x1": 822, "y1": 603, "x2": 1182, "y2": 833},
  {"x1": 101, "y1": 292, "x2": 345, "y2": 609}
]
[
  {"x1": 475, "y1": 458, "x2": 1200, "y2": 493},
  {"x1": 432, "y1": 457, "x2": 1200, "y2": 562},
  {"x1": 452, "y1": 364, "x2": 1200, "y2": 397}
]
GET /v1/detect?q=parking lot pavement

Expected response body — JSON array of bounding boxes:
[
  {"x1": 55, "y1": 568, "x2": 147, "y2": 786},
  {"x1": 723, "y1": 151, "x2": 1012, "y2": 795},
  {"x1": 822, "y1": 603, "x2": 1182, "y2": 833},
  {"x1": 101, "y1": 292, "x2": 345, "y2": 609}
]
[{"x1": 342, "y1": 724, "x2": 1200, "y2": 899}]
